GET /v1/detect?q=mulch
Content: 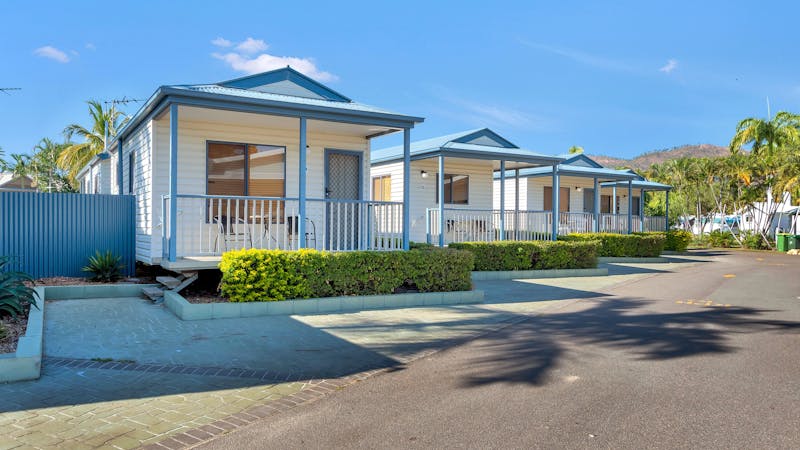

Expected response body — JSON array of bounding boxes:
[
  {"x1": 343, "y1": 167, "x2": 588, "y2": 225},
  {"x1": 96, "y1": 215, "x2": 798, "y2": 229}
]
[{"x1": 0, "y1": 307, "x2": 29, "y2": 354}]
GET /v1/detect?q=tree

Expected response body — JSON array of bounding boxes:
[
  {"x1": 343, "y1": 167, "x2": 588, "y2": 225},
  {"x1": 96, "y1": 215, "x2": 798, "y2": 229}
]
[
  {"x1": 29, "y1": 138, "x2": 74, "y2": 192},
  {"x1": 58, "y1": 100, "x2": 128, "y2": 181},
  {"x1": 730, "y1": 111, "x2": 800, "y2": 156},
  {"x1": 568, "y1": 145, "x2": 584, "y2": 154}
]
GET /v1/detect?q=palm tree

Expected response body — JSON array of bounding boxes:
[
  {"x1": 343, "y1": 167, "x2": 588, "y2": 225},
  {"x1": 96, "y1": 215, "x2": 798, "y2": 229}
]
[
  {"x1": 730, "y1": 111, "x2": 800, "y2": 156},
  {"x1": 58, "y1": 100, "x2": 128, "y2": 181},
  {"x1": 30, "y1": 138, "x2": 73, "y2": 192},
  {"x1": 568, "y1": 145, "x2": 584, "y2": 154}
]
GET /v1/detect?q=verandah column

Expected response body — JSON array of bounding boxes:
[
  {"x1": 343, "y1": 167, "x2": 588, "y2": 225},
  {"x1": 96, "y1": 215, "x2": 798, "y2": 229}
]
[
  {"x1": 627, "y1": 180, "x2": 633, "y2": 234},
  {"x1": 551, "y1": 165, "x2": 559, "y2": 241},
  {"x1": 499, "y1": 160, "x2": 506, "y2": 241},
  {"x1": 665, "y1": 190, "x2": 670, "y2": 232},
  {"x1": 593, "y1": 177, "x2": 600, "y2": 232},
  {"x1": 402, "y1": 128, "x2": 411, "y2": 250},
  {"x1": 438, "y1": 154, "x2": 445, "y2": 247},
  {"x1": 298, "y1": 117, "x2": 307, "y2": 248},
  {"x1": 514, "y1": 168, "x2": 520, "y2": 240},
  {"x1": 168, "y1": 104, "x2": 178, "y2": 262},
  {"x1": 640, "y1": 188, "x2": 645, "y2": 232}
]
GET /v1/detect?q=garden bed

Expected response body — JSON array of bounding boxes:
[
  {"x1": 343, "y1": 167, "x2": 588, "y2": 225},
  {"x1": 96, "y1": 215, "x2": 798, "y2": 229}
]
[
  {"x1": 0, "y1": 287, "x2": 44, "y2": 383},
  {"x1": 0, "y1": 308, "x2": 28, "y2": 354}
]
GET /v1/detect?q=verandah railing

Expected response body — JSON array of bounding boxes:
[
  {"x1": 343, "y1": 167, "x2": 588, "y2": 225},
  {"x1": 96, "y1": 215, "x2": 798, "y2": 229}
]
[
  {"x1": 162, "y1": 194, "x2": 403, "y2": 258},
  {"x1": 425, "y1": 209, "x2": 667, "y2": 245}
]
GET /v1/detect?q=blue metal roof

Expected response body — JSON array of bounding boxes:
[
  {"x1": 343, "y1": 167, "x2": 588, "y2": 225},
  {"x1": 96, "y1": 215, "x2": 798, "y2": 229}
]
[
  {"x1": 115, "y1": 67, "x2": 424, "y2": 143},
  {"x1": 497, "y1": 163, "x2": 639, "y2": 181},
  {"x1": 371, "y1": 128, "x2": 562, "y2": 166},
  {"x1": 601, "y1": 179, "x2": 672, "y2": 191}
]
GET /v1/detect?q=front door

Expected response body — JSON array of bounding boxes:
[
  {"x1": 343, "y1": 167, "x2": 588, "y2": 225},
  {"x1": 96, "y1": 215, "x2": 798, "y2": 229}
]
[{"x1": 325, "y1": 150, "x2": 362, "y2": 250}]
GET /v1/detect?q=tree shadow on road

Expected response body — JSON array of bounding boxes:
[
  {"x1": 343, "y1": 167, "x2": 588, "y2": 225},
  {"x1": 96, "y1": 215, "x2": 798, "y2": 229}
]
[{"x1": 461, "y1": 298, "x2": 800, "y2": 387}]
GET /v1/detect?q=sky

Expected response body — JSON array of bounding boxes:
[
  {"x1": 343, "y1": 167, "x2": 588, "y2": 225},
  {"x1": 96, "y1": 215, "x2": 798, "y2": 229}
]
[{"x1": 1, "y1": 0, "x2": 799, "y2": 159}]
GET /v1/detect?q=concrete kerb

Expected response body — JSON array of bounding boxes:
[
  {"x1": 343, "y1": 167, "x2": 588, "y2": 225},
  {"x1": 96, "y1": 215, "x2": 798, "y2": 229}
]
[
  {"x1": 0, "y1": 287, "x2": 44, "y2": 382},
  {"x1": 164, "y1": 289, "x2": 486, "y2": 321},
  {"x1": 597, "y1": 257, "x2": 671, "y2": 264},
  {"x1": 470, "y1": 267, "x2": 608, "y2": 281}
]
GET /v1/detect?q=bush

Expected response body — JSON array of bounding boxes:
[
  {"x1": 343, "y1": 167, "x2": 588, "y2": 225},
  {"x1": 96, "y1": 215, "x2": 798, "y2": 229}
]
[
  {"x1": 707, "y1": 230, "x2": 737, "y2": 248},
  {"x1": 82, "y1": 250, "x2": 125, "y2": 282},
  {"x1": 560, "y1": 233, "x2": 665, "y2": 257},
  {"x1": 0, "y1": 256, "x2": 39, "y2": 319},
  {"x1": 447, "y1": 241, "x2": 599, "y2": 271},
  {"x1": 635, "y1": 230, "x2": 693, "y2": 252},
  {"x1": 741, "y1": 231, "x2": 769, "y2": 250},
  {"x1": 219, "y1": 248, "x2": 474, "y2": 302}
]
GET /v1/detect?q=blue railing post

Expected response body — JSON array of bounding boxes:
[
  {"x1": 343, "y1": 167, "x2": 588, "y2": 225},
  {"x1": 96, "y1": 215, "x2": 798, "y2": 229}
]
[
  {"x1": 168, "y1": 104, "x2": 178, "y2": 262},
  {"x1": 640, "y1": 188, "x2": 645, "y2": 231},
  {"x1": 298, "y1": 117, "x2": 307, "y2": 249},
  {"x1": 627, "y1": 180, "x2": 633, "y2": 234},
  {"x1": 499, "y1": 160, "x2": 506, "y2": 241},
  {"x1": 551, "y1": 165, "x2": 559, "y2": 241},
  {"x1": 438, "y1": 154, "x2": 445, "y2": 247},
  {"x1": 593, "y1": 177, "x2": 600, "y2": 232},
  {"x1": 514, "y1": 168, "x2": 520, "y2": 240},
  {"x1": 402, "y1": 128, "x2": 411, "y2": 250}
]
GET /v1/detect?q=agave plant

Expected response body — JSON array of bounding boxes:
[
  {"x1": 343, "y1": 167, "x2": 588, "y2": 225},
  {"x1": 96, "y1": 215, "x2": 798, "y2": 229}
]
[
  {"x1": 82, "y1": 251, "x2": 124, "y2": 282},
  {"x1": 0, "y1": 257, "x2": 39, "y2": 319}
]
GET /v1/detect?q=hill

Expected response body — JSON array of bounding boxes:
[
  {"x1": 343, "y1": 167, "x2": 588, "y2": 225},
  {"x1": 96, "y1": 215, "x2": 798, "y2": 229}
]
[{"x1": 590, "y1": 144, "x2": 730, "y2": 170}]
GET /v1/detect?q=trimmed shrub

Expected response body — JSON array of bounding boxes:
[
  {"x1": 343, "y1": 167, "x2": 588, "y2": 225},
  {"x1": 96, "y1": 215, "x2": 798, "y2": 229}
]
[
  {"x1": 560, "y1": 233, "x2": 665, "y2": 257},
  {"x1": 636, "y1": 230, "x2": 693, "y2": 252},
  {"x1": 448, "y1": 241, "x2": 599, "y2": 271},
  {"x1": 707, "y1": 230, "x2": 737, "y2": 248},
  {"x1": 741, "y1": 231, "x2": 769, "y2": 250},
  {"x1": 219, "y1": 248, "x2": 474, "y2": 302}
]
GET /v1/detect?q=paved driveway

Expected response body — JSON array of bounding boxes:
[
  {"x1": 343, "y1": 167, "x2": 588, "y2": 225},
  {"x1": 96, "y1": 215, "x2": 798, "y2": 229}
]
[{"x1": 1, "y1": 254, "x2": 704, "y2": 449}]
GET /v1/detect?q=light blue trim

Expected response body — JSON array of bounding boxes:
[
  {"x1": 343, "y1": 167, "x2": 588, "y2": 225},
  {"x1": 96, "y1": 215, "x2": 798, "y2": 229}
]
[
  {"x1": 438, "y1": 154, "x2": 445, "y2": 248},
  {"x1": 499, "y1": 160, "x2": 506, "y2": 240},
  {"x1": 627, "y1": 180, "x2": 633, "y2": 234},
  {"x1": 298, "y1": 117, "x2": 307, "y2": 248},
  {"x1": 639, "y1": 188, "x2": 645, "y2": 227},
  {"x1": 514, "y1": 168, "x2": 520, "y2": 239},
  {"x1": 117, "y1": 140, "x2": 124, "y2": 195},
  {"x1": 218, "y1": 67, "x2": 352, "y2": 102},
  {"x1": 551, "y1": 166, "x2": 559, "y2": 241},
  {"x1": 403, "y1": 128, "x2": 411, "y2": 250},
  {"x1": 593, "y1": 177, "x2": 600, "y2": 232},
  {"x1": 168, "y1": 104, "x2": 178, "y2": 262},
  {"x1": 452, "y1": 128, "x2": 516, "y2": 148}
]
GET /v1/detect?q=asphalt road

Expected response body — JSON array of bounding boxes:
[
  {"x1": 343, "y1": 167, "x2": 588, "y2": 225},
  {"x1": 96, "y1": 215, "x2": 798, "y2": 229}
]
[{"x1": 200, "y1": 250, "x2": 800, "y2": 449}]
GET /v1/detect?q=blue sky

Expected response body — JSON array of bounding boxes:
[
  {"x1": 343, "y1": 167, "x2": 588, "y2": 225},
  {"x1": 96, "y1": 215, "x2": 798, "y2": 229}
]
[{"x1": 1, "y1": 0, "x2": 798, "y2": 158}]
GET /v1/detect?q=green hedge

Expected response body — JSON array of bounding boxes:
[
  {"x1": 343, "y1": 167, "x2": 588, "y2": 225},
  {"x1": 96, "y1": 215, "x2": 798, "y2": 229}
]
[
  {"x1": 447, "y1": 241, "x2": 599, "y2": 271},
  {"x1": 560, "y1": 233, "x2": 665, "y2": 257},
  {"x1": 219, "y1": 248, "x2": 474, "y2": 302},
  {"x1": 635, "y1": 230, "x2": 692, "y2": 252}
]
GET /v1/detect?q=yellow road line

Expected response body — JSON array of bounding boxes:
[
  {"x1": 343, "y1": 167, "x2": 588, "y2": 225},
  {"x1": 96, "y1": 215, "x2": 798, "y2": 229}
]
[{"x1": 723, "y1": 274, "x2": 736, "y2": 278}]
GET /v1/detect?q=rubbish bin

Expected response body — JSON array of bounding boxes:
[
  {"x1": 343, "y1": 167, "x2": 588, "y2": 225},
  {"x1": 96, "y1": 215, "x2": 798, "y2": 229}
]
[
  {"x1": 776, "y1": 234, "x2": 790, "y2": 252},
  {"x1": 788, "y1": 235, "x2": 799, "y2": 250}
]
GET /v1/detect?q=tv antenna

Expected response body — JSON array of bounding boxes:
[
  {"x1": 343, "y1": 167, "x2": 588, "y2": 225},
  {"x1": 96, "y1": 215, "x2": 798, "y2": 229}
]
[{"x1": 0, "y1": 88, "x2": 21, "y2": 95}]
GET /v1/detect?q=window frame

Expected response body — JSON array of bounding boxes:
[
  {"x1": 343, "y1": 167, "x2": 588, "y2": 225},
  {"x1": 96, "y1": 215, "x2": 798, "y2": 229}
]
[
  {"x1": 371, "y1": 175, "x2": 391, "y2": 202},
  {"x1": 435, "y1": 173, "x2": 470, "y2": 205},
  {"x1": 205, "y1": 140, "x2": 287, "y2": 198}
]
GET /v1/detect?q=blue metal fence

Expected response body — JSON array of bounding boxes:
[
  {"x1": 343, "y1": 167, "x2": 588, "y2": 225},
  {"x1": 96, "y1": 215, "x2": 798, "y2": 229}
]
[{"x1": 0, "y1": 192, "x2": 135, "y2": 278}]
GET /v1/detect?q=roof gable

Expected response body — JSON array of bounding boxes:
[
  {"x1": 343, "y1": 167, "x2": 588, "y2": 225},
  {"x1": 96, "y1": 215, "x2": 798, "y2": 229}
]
[
  {"x1": 563, "y1": 153, "x2": 604, "y2": 168},
  {"x1": 217, "y1": 67, "x2": 350, "y2": 102},
  {"x1": 451, "y1": 129, "x2": 516, "y2": 148}
]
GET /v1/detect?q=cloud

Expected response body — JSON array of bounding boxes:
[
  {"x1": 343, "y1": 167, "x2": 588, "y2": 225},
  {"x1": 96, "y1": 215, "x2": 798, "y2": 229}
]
[
  {"x1": 235, "y1": 37, "x2": 268, "y2": 54},
  {"x1": 85, "y1": 43, "x2": 96, "y2": 51},
  {"x1": 519, "y1": 40, "x2": 634, "y2": 72},
  {"x1": 211, "y1": 37, "x2": 233, "y2": 48},
  {"x1": 211, "y1": 38, "x2": 336, "y2": 82},
  {"x1": 659, "y1": 59, "x2": 678, "y2": 74},
  {"x1": 34, "y1": 46, "x2": 70, "y2": 63}
]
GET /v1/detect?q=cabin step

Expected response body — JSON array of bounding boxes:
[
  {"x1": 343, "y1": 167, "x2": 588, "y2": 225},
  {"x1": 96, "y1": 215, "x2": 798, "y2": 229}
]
[
  {"x1": 156, "y1": 276, "x2": 181, "y2": 289},
  {"x1": 142, "y1": 286, "x2": 165, "y2": 301}
]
